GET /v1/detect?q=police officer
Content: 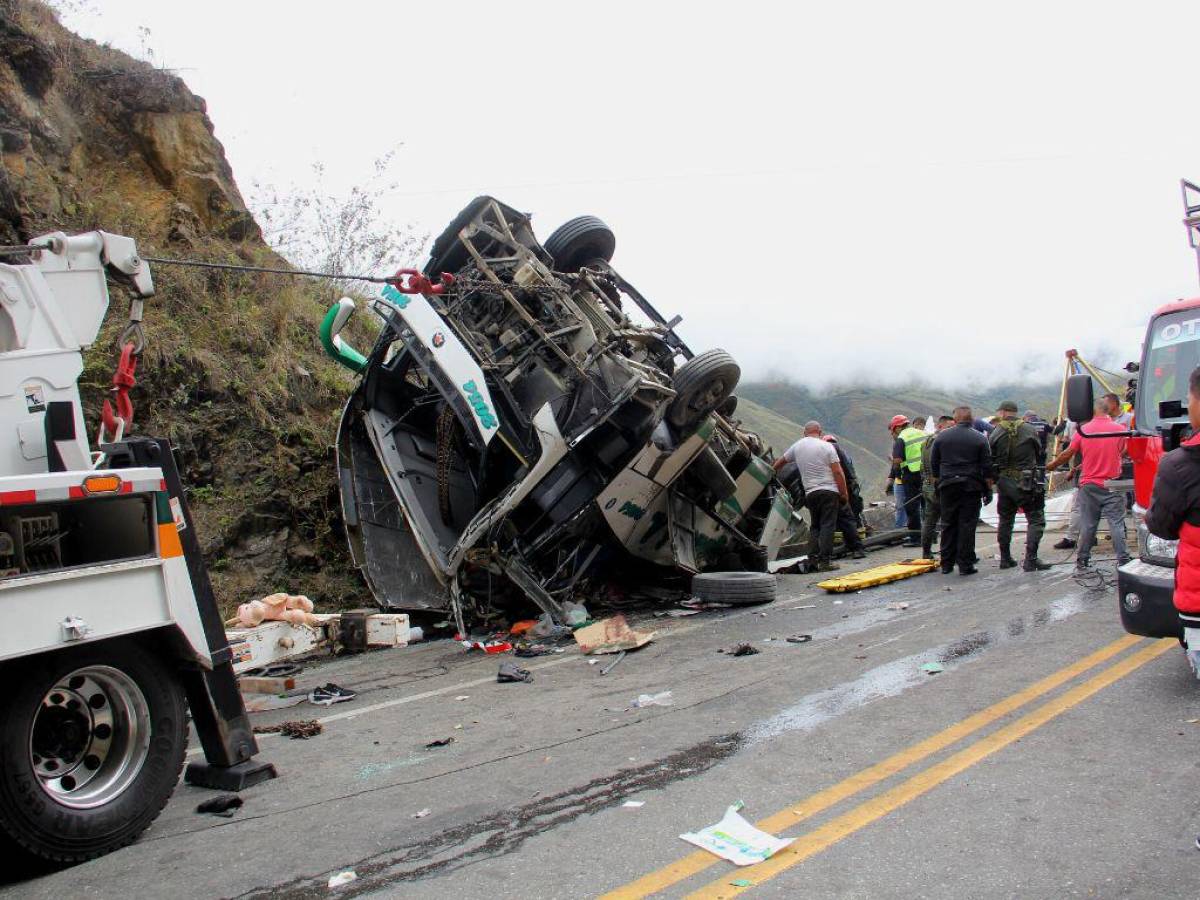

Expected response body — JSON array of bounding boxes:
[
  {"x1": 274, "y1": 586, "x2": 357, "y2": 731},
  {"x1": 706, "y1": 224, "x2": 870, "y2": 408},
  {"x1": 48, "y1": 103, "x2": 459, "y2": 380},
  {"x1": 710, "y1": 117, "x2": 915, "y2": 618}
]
[
  {"x1": 989, "y1": 401, "x2": 1051, "y2": 571},
  {"x1": 890, "y1": 416, "x2": 927, "y2": 547}
]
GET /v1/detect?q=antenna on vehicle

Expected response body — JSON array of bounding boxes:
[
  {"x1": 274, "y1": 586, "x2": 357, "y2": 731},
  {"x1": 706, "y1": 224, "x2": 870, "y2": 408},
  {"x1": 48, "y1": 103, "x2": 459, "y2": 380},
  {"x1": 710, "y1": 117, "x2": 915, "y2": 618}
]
[{"x1": 1181, "y1": 179, "x2": 1200, "y2": 285}]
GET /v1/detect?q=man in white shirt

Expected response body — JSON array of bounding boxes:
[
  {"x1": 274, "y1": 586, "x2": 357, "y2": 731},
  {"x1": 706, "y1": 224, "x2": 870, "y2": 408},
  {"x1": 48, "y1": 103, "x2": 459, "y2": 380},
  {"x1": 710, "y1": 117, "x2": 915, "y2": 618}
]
[{"x1": 774, "y1": 421, "x2": 850, "y2": 572}]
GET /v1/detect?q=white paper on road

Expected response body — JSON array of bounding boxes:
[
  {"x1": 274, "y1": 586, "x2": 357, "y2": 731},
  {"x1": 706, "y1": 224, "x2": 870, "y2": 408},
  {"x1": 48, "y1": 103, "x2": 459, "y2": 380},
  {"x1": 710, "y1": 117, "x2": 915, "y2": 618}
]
[{"x1": 680, "y1": 803, "x2": 793, "y2": 866}]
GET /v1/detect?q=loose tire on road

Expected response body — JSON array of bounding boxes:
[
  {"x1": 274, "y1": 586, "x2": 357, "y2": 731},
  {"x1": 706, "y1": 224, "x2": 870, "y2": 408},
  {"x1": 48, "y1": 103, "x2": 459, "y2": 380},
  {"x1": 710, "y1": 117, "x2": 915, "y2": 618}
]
[
  {"x1": 0, "y1": 639, "x2": 187, "y2": 865},
  {"x1": 544, "y1": 215, "x2": 617, "y2": 272},
  {"x1": 667, "y1": 349, "x2": 740, "y2": 428},
  {"x1": 692, "y1": 571, "x2": 777, "y2": 605}
]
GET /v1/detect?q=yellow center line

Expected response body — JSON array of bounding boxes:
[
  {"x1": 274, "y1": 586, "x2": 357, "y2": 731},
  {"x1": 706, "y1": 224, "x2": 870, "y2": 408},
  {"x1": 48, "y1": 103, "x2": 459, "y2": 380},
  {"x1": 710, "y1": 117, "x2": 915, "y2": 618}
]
[
  {"x1": 687, "y1": 638, "x2": 1173, "y2": 898},
  {"x1": 601, "y1": 633, "x2": 1141, "y2": 899}
]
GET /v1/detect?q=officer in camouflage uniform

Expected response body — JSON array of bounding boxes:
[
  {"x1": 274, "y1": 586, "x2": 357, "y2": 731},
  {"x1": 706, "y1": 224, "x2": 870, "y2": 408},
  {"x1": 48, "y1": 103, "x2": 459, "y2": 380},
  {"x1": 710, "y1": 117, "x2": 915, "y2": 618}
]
[
  {"x1": 920, "y1": 415, "x2": 954, "y2": 558},
  {"x1": 988, "y1": 400, "x2": 1051, "y2": 572}
]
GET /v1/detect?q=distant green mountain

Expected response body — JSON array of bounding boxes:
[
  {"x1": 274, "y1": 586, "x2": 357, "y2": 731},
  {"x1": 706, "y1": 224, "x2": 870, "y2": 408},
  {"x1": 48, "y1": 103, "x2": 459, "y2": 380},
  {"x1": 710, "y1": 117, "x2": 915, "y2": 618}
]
[
  {"x1": 736, "y1": 380, "x2": 1061, "y2": 498},
  {"x1": 733, "y1": 397, "x2": 891, "y2": 494}
]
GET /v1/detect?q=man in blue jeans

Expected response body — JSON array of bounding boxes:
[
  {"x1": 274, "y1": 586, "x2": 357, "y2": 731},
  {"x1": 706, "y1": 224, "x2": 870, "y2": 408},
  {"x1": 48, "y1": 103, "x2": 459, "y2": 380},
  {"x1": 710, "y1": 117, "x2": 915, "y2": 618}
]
[
  {"x1": 1046, "y1": 400, "x2": 1130, "y2": 569},
  {"x1": 776, "y1": 421, "x2": 850, "y2": 572}
]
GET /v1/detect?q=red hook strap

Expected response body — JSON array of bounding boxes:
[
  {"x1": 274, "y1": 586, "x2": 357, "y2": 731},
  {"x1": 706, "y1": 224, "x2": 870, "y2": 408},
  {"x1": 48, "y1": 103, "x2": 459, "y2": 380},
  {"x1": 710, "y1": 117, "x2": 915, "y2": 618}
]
[
  {"x1": 100, "y1": 341, "x2": 138, "y2": 440},
  {"x1": 388, "y1": 268, "x2": 454, "y2": 295}
]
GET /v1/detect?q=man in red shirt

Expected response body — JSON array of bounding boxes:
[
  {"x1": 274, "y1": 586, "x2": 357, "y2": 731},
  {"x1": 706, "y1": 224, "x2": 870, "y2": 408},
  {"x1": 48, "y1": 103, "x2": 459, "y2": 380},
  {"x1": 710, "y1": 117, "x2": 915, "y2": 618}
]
[{"x1": 1046, "y1": 400, "x2": 1130, "y2": 569}]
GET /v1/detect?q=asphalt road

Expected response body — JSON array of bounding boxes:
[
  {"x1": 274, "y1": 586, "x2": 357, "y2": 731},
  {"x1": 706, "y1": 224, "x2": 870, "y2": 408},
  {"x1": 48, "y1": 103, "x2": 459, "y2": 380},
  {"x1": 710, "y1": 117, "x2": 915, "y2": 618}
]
[{"x1": 8, "y1": 535, "x2": 1199, "y2": 899}]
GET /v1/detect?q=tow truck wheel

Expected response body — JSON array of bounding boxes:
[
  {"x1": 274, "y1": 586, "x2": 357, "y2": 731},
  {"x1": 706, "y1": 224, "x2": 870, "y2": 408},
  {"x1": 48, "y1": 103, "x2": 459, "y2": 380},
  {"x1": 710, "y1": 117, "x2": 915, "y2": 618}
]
[
  {"x1": 667, "y1": 349, "x2": 741, "y2": 428},
  {"x1": 0, "y1": 640, "x2": 187, "y2": 865},
  {"x1": 544, "y1": 215, "x2": 617, "y2": 271}
]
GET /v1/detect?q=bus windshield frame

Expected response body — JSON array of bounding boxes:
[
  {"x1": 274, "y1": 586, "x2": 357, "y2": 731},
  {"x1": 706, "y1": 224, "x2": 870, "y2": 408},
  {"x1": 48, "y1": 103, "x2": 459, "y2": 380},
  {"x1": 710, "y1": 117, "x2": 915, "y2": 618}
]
[{"x1": 1138, "y1": 307, "x2": 1200, "y2": 432}]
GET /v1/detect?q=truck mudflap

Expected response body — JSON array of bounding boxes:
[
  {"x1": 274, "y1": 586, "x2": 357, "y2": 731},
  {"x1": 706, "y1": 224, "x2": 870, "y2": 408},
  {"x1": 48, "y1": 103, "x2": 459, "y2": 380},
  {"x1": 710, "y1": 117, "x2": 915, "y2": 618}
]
[{"x1": 1116, "y1": 558, "x2": 1182, "y2": 640}]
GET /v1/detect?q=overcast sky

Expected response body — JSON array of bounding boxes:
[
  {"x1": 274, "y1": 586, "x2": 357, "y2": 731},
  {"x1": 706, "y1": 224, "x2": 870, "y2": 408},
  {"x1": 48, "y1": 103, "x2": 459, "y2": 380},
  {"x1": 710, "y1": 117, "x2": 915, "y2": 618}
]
[{"x1": 62, "y1": 1, "x2": 1200, "y2": 388}]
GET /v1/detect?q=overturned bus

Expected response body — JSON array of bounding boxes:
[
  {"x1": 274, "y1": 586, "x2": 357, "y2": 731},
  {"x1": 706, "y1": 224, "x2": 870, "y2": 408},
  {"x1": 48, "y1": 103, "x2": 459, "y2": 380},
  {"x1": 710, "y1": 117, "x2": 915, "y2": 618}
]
[{"x1": 322, "y1": 197, "x2": 797, "y2": 630}]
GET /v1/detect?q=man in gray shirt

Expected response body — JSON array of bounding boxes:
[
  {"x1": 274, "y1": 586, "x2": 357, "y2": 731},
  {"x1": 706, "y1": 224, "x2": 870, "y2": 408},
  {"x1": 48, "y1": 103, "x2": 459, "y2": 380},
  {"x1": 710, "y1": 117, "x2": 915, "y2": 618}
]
[{"x1": 774, "y1": 421, "x2": 850, "y2": 571}]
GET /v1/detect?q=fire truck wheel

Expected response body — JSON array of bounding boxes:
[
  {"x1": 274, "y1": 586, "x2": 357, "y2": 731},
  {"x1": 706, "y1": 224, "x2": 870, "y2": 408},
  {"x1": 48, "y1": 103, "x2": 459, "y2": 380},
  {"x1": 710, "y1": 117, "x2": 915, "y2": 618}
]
[{"x1": 0, "y1": 639, "x2": 187, "y2": 865}]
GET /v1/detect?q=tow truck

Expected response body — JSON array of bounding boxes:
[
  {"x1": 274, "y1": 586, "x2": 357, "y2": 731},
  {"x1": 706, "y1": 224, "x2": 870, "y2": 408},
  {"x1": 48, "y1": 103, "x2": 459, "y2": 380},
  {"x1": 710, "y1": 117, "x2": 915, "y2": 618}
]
[
  {"x1": 0, "y1": 232, "x2": 273, "y2": 865},
  {"x1": 1065, "y1": 178, "x2": 1200, "y2": 643}
]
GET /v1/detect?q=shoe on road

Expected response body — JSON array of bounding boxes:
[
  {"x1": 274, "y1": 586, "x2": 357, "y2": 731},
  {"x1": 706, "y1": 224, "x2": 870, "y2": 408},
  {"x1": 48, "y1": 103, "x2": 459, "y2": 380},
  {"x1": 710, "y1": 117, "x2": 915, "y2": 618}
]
[
  {"x1": 309, "y1": 683, "x2": 358, "y2": 706},
  {"x1": 959, "y1": 566, "x2": 978, "y2": 576},
  {"x1": 1023, "y1": 557, "x2": 1052, "y2": 572},
  {"x1": 1053, "y1": 538, "x2": 1076, "y2": 550},
  {"x1": 998, "y1": 557, "x2": 1018, "y2": 569},
  {"x1": 816, "y1": 561, "x2": 840, "y2": 572},
  {"x1": 851, "y1": 549, "x2": 867, "y2": 559}
]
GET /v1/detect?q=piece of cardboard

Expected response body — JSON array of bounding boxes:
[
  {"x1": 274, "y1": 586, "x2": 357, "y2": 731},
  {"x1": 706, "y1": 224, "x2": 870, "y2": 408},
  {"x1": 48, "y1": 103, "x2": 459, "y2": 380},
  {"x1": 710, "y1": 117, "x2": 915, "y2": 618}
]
[{"x1": 573, "y1": 615, "x2": 655, "y2": 655}]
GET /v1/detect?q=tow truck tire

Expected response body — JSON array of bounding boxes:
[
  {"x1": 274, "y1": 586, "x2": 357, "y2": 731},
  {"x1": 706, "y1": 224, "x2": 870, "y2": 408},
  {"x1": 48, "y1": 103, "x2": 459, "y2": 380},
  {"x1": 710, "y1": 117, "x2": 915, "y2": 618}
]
[
  {"x1": 692, "y1": 571, "x2": 777, "y2": 605},
  {"x1": 0, "y1": 640, "x2": 187, "y2": 865},
  {"x1": 544, "y1": 216, "x2": 616, "y2": 271},
  {"x1": 667, "y1": 349, "x2": 741, "y2": 428}
]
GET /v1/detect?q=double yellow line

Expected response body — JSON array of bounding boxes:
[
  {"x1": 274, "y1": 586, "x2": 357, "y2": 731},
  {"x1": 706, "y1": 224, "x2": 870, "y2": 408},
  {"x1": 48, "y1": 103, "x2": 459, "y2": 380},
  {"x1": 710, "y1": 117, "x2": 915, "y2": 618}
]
[{"x1": 603, "y1": 634, "x2": 1170, "y2": 899}]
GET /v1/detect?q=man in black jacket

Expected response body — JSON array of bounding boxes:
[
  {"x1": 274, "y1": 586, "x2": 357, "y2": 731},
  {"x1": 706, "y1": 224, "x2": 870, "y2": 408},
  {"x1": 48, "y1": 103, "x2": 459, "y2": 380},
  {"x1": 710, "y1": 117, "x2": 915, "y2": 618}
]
[
  {"x1": 825, "y1": 434, "x2": 867, "y2": 559},
  {"x1": 931, "y1": 406, "x2": 994, "y2": 576}
]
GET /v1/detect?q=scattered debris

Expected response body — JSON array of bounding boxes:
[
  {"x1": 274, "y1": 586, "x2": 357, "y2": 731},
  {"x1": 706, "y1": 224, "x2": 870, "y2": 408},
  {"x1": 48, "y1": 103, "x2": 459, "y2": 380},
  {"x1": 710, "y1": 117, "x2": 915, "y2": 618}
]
[
  {"x1": 731, "y1": 879, "x2": 754, "y2": 888},
  {"x1": 254, "y1": 719, "x2": 323, "y2": 739},
  {"x1": 510, "y1": 619, "x2": 538, "y2": 635},
  {"x1": 680, "y1": 802, "x2": 793, "y2": 866},
  {"x1": 530, "y1": 614, "x2": 574, "y2": 639},
  {"x1": 498, "y1": 662, "x2": 533, "y2": 683},
  {"x1": 308, "y1": 683, "x2": 357, "y2": 706},
  {"x1": 786, "y1": 635, "x2": 813, "y2": 644},
  {"x1": 236, "y1": 592, "x2": 317, "y2": 628},
  {"x1": 461, "y1": 638, "x2": 514, "y2": 654},
  {"x1": 196, "y1": 794, "x2": 243, "y2": 817},
  {"x1": 631, "y1": 691, "x2": 674, "y2": 708},
  {"x1": 242, "y1": 663, "x2": 303, "y2": 678},
  {"x1": 623, "y1": 800, "x2": 645, "y2": 809},
  {"x1": 454, "y1": 695, "x2": 470, "y2": 701},
  {"x1": 574, "y1": 615, "x2": 656, "y2": 654},
  {"x1": 327, "y1": 870, "x2": 357, "y2": 889},
  {"x1": 922, "y1": 662, "x2": 945, "y2": 675},
  {"x1": 600, "y1": 650, "x2": 627, "y2": 675},
  {"x1": 768, "y1": 555, "x2": 806, "y2": 574},
  {"x1": 412, "y1": 808, "x2": 431, "y2": 819},
  {"x1": 241, "y1": 693, "x2": 308, "y2": 713},
  {"x1": 789, "y1": 604, "x2": 817, "y2": 610},
  {"x1": 655, "y1": 608, "x2": 702, "y2": 618},
  {"x1": 514, "y1": 641, "x2": 554, "y2": 658},
  {"x1": 563, "y1": 600, "x2": 591, "y2": 627},
  {"x1": 886, "y1": 602, "x2": 910, "y2": 611},
  {"x1": 722, "y1": 642, "x2": 760, "y2": 657},
  {"x1": 239, "y1": 675, "x2": 297, "y2": 694},
  {"x1": 424, "y1": 737, "x2": 456, "y2": 748}
]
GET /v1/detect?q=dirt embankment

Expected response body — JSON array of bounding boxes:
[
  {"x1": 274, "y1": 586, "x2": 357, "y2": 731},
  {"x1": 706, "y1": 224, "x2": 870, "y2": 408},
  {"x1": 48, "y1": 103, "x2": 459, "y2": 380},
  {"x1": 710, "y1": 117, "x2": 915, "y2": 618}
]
[{"x1": 0, "y1": 0, "x2": 366, "y2": 612}]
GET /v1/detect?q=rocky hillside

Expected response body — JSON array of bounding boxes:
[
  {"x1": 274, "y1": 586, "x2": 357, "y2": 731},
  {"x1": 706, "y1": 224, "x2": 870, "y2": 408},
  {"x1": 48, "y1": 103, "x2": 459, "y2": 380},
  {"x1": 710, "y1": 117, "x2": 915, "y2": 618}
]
[{"x1": 0, "y1": 0, "x2": 368, "y2": 612}]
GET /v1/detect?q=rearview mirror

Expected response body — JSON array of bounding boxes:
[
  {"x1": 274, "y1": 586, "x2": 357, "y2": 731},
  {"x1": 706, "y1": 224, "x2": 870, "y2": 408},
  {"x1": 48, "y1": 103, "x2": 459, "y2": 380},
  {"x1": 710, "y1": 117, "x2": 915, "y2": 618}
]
[{"x1": 1066, "y1": 374, "x2": 1094, "y2": 424}]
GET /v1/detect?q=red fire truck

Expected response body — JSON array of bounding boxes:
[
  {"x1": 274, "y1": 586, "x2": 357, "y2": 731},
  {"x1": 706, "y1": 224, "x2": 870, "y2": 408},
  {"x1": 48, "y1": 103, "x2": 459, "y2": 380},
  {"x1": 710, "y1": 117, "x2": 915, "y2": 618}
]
[{"x1": 1071, "y1": 180, "x2": 1200, "y2": 640}]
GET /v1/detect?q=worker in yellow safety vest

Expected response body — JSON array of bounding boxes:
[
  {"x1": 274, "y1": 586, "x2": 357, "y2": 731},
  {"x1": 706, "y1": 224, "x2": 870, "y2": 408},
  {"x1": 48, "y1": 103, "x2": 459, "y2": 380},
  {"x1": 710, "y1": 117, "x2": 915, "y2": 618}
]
[{"x1": 889, "y1": 415, "x2": 928, "y2": 547}]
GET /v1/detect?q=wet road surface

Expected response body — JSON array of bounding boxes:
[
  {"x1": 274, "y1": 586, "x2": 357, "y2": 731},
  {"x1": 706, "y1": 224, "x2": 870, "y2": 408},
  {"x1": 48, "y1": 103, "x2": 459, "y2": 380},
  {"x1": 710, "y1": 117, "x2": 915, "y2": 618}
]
[{"x1": 7, "y1": 536, "x2": 1197, "y2": 899}]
